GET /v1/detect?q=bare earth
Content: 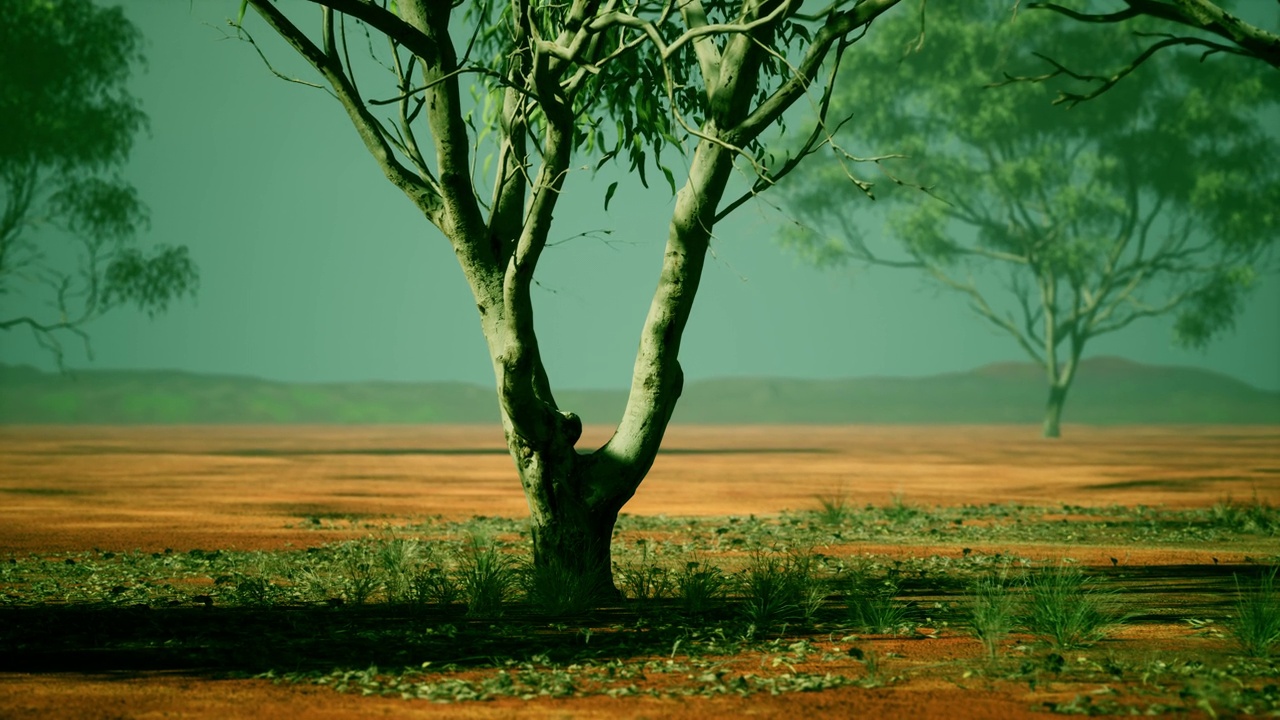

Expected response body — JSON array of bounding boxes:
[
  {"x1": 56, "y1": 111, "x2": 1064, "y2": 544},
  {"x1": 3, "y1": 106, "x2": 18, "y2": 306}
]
[{"x1": 1, "y1": 423, "x2": 1278, "y2": 719}]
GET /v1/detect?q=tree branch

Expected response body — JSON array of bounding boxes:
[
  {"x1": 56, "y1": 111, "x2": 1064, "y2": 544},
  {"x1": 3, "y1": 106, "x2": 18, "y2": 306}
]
[{"x1": 242, "y1": 0, "x2": 442, "y2": 219}]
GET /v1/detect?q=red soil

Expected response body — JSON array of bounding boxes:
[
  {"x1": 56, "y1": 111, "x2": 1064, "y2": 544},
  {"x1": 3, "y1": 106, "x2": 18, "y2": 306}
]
[{"x1": 0, "y1": 424, "x2": 1275, "y2": 719}]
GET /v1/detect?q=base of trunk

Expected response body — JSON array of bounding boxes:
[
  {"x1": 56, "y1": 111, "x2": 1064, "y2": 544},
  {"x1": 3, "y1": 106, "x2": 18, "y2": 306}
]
[{"x1": 527, "y1": 513, "x2": 622, "y2": 613}]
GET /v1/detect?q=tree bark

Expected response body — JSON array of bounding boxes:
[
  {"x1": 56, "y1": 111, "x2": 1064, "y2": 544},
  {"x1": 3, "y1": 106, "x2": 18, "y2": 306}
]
[
  {"x1": 499, "y1": 408, "x2": 626, "y2": 597},
  {"x1": 1042, "y1": 382, "x2": 1068, "y2": 438}
]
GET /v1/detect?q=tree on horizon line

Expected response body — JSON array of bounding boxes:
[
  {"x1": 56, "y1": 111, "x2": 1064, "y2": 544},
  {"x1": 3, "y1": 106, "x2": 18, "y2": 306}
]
[
  {"x1": 224, "y1": 0, "x2": 909, "y2": 594},
  {"x1": 0, "y1": 0, "x2": 199, "y2": 368},
  {"x1": 776, "y1": 1, "x2": 1279, "y2": 438}
]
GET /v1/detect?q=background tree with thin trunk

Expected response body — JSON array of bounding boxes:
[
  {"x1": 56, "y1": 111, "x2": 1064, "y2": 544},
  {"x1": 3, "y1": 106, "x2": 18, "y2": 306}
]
[
  {"x1": 776, "y1": 1, "x2": 1279, "y2": 438},
  {"x1": 0, "y1": 0, "x2": 199, "y2": 366},
  {"x1": 227, "y1": 0, "x2": 906, "y2": 593}
]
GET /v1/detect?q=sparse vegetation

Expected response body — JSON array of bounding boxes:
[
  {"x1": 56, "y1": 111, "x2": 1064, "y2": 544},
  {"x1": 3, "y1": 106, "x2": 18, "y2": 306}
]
[
  {"x1": 845, "y1": 570, "x2": 915, "y2": 635},
  {"x1": 813, "y1": 489, "x2": 853, "y2": 525},
  {"x1": 1022, "y1": 563, "x2": 1124, "y2": 649},
  {"x1": 613, "y1": 541, "x2": 673, "y2": 607},
  {"x1": 521, "y1": 554, "x2": 612, "y2": 617},
  {"x1": 3, "y1": 503, "x2": 1279, "y2": 713},
  {"x1": 1210, "y1": 494, "x2": 1280, "y2": 536},
  {"x1": 737, "y1": 550, "x2": 826, "y2": 632},
  {"x1": 456, "y1": 535, "x2": 516, "y2": 618},
  {"x1": 674, "y1": 557, "x2": 728, "y2": 616},
  {"x1": 967, "y1": 570, "x2": 1018, "y2": 659},
  {"x1": 1230, "y1": 566, "x2": 1280, "y2": 658}
]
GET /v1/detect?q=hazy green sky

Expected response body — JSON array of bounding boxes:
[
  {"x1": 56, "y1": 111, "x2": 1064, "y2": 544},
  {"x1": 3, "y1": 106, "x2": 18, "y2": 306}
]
[{"x1": 3, "y1": 1, "x2": 1278, "y2": 390}]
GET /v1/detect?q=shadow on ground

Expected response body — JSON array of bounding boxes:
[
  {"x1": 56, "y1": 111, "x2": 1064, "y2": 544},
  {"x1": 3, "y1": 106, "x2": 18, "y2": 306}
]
[{"x1": 0, "y1": 564, "x2": 1257, "y2": 677}]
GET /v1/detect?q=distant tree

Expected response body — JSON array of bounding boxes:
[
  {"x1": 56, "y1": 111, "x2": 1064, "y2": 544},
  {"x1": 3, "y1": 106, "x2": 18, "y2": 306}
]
[
  {"x1": 1005, "y1": 0, "x2": 1280, "y2": 106},
  {"x1": 0, "y1": 0, "x2": 198, "y2": 366},
  {"x1": 777, "y1": 1, "x2": 1279, "y2": 438}
]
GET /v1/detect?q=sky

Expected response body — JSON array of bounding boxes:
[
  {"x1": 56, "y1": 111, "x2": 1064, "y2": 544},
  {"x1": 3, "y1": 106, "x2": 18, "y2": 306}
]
[{"x1": 2, "y1": 1, "x2": 1278, "y2": 391}]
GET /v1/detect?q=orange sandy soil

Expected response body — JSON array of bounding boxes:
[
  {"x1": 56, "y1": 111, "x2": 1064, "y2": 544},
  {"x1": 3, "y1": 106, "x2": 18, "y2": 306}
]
[{"x1": 1, "y1": 424, "x2": 1278, "y2": 719}]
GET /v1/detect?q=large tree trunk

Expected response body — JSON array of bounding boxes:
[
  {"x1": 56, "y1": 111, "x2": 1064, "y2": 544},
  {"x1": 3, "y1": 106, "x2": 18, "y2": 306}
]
[
  {"x1": 502, "y1": 417, "x2": 631, "y2": 596},
  {"x1": 475, "y1": 126, "x2": 740, "y2": 599}
]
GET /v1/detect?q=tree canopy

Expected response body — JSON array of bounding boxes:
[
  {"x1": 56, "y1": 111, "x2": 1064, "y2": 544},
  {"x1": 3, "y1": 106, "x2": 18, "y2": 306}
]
[
  {"x1": 777, "y1": 0, "x2": 1280, "y2": 437},
  {"x1": 0, "y1": 0, "x2": 199, "y2": 366}
]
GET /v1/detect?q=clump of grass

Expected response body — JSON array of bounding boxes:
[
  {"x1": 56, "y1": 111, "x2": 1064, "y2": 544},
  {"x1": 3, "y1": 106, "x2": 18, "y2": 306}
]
[
  {"x1": 674, "y1": 557, "x2": 726, "y2": 615},
  {"x1": 967, "y1": 570, "x2": 1019, "y2": 659},
  {"x1": 614, "y1": 541, "x2": 673, "y2": 606},
  {"x1": 216, "y1": 551, "x2": 288, "y2": 606},
  {"x1": 410, "y1": 566, "x2": 461, "y2": 607},
  {"x1": 1210, "y1": 493, "x2": 1280, "y2": 536},
  {"x1": 737, "y1": 550, "x2": 826, "y2": 631},
  {"x1": 456, "y1": 535, "x2": 516, "y2": 617},
  {"x1": 1021, "y1": 563, "x2": 1122, "y2": 649},
  {"x1": 883, "y1": 493, "x2": 919, "y2": 524},
  {"x1": 334, "y1": 541, "x2": 384, "y2": 604},
  {"x1": 374, "y1": 537, "x2": 427, "y2": 604},
  {"x1": 521, "y1": 555, "x2": 612, "y2": 617},
  {"x1": 1229, "y1": 566, "x2": 1280, "y2": 657},
  {"x1": 813, "y1": 486, "x2": 853, "y2": 525},
  {"x1": 846, "y1": 571, "x2": 914, "y2": 635},
  {"x1": 220, "y1": 570, "x2": 282, "y2": 606}
]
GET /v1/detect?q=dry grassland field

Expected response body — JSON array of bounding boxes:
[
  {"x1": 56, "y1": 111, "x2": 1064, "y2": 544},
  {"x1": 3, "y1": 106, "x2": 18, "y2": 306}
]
[{"x1": 1, "y1": 424, "x2": 1279, "y2": 719}]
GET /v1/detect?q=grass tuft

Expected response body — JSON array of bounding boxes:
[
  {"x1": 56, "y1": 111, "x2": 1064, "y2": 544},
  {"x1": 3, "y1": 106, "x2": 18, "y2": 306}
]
[
  {"x1": 846, "y1": 570, "x2": 914, "y2": 635},
  {"x1": 966, "y1": 570, "x2": 1018, "y2": 659},
  {"x1": 1210, "y1": 493, "x2": 1280, "y2": 536},
  {"x1": 614, "y1": 541, "x2": 673, "y2": 607},
  {"x1": 456, "y1": 535, "x2": 516, "y2": 617},
  {"x1": 674, "y1": 556, "x2": 726, "y2": 615},
  {"x1": 813, "y1": 487, "x2": 853, "y2": 525},
  {"x1": 737, "y1": 550, "x2": 825, "y2": 632},
  {"x1": 521, "y1": 556, "x2": 612, "y2": 617},
  {"x1": 1021, "y1": 563, "x2": 1122, "y2": 649},
  {"x1": 1230, "y1": 566, "x2": 1280, "y2": 657}
]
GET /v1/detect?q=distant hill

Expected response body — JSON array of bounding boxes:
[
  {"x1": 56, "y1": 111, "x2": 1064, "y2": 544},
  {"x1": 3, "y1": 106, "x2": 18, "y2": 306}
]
[{"x1": 0, "y1": 357, "x2": 1276, "y2": 424}]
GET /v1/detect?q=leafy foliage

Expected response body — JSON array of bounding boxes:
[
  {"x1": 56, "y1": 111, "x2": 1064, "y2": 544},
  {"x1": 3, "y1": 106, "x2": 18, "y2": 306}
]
[
  {"x1": 0, "y1": 0, "x2": 198, "y2": 362},
  {"x1": 776, "y1": 0, "x2": 1279, "y2": 436}
]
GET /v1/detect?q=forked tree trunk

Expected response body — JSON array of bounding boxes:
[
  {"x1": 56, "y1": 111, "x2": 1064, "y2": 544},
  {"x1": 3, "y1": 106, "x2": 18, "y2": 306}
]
[
  {"x1": 239, "y1": 0, "x2": 910, "y2": 606},
  {"x1": 503, "y1": 421, "x2": 632, "y2": 595}
]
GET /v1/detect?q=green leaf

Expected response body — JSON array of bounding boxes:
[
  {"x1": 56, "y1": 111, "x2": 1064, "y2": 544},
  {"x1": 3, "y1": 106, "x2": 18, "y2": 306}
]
[
  {"x1": 236, "y1": 0, "x2": 248, "y2": 26},
  {"x1": 660, "y1": 164, "x2": 677, "y2": 196},
  {"x1": 635, "y1": 150, "x2": 648, "y2": 189},
  {"x1": 603, "y1": 181, "x2": 619, "y2": 212},
  {"x1": 594, "y1": 149, "x2": 619, "y2": 172}
]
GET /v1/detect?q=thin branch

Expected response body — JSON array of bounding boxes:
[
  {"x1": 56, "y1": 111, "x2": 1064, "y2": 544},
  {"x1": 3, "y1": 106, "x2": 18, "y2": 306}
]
[{"x1": 991, "y1": 35, "x2": 1246, "y2": 107}]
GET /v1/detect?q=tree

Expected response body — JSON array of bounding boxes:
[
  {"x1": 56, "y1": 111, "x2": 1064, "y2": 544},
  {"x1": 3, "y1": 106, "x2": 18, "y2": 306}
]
[
  {"x1": 1008, "y1": 0, "x2": 1280, "y2": 106},
  {"x1": 0, "y1": 0, "x2": 199, "y2": 367},
  {"x1": 227, "y1": 0, "x2": 907, "y2": 592},
  {"x1": 777, "y1": 1, "x2": 1279, "y2": 438}
]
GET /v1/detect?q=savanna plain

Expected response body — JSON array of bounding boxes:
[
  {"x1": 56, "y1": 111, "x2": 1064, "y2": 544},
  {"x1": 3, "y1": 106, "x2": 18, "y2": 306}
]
[{"x1": 1, "y1": 424, "x2": 1278, "y2": 719}]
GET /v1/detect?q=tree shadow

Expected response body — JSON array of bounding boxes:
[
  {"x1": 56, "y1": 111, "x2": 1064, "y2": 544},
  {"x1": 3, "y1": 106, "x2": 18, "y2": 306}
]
[{"x1": 0, "y1": 564, "x2": 1253, "y2": 677}]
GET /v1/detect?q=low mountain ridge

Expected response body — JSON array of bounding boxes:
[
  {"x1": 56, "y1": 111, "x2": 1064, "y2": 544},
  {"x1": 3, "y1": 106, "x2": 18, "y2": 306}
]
[{"x1": 0, "y1": 357, "x2": 1275, "y2": 424}]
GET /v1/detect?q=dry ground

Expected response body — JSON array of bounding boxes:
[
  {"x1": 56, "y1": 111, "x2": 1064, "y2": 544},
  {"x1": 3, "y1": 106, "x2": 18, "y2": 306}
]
[{"x1": 1, "y1": 423, "x2": 1278, "y2": 719}]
